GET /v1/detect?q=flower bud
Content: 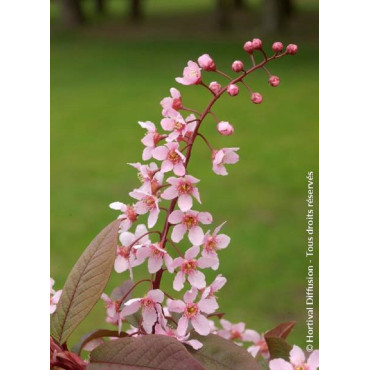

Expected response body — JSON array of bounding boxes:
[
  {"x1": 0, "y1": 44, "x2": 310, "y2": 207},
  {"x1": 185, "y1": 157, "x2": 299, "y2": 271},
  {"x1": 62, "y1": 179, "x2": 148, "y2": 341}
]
[
  {"x1": 268, "y1": 75, "x2": 280, "y2": 87},
  {"x1": 286, "y1": 44, "x2": 298, "y2": 55},
  {"x1": 232, "y1": 60, "x2": 244, "y2": 73},
  {"x1": 251, "y1": 92, "x2": 263, "y2": 104},
  {"x1": 209, "y1": 81, "x2": 222, "y2": 94},
  {"x1": 217, "y1": 121, "x2": 234, "y2": 136},
  {"x1": 198, "y1": 54, "x2": 216, "y2": 71},
  {"x1": 243, "y1": 41, "x2": 254, "y2": 54},
  {"x1": 272, "y1": 42, "x2": 283, "y2": 53},
  {"x1": 252, "y1": 38, "x2": 263, "y2": 49},
  {"x1": 227, "y1": 84, "x2": 239, "y2": 96}
]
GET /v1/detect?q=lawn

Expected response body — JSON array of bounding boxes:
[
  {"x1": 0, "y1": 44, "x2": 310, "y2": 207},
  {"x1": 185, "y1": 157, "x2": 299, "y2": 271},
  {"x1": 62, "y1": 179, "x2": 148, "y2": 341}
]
[{"x1": 51, "y1": 2, "x2": 318, "y2": 350}]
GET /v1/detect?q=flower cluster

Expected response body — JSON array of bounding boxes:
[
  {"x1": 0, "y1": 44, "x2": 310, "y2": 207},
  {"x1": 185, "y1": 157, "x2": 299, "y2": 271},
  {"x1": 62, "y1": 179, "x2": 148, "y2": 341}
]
[{"x1": 50, "y1": 278, "x2": 62, "y2": 314}]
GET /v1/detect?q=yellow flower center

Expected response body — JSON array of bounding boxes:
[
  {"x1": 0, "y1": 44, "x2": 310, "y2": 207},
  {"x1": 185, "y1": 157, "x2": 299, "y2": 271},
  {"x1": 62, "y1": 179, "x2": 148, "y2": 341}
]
[
  {"x1": 183, "y1": 215, "x2": 197, "y2": 229},
  {"x1": 168, "y1": 150, "x2": 180, "y2": 163},
  {"x1": 178, "y1": 182, "x2": 192, "y2": 194}
]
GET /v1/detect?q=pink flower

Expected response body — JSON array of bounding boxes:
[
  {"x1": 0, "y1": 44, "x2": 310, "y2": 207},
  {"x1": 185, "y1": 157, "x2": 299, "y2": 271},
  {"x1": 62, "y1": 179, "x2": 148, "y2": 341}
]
[
  {"x1": 109, "y1": 202, "x2": 138, "y2": 232},
  {"x1": 269, "y1": 76, "x2": 280, "y2": 87},
  {"x1": 227, "y1": 84, "x2": 239, "y2": 96},
  {"x1": 197, "y1": 54, "x2": 216, "y2": 71},
  {"x1": 217, "y1": 121, "x2": 234, "y2": 136},
  {"x1": 115, "y1": 224, "x2": 150, "y2": 278},
  {"x1": 252, "y1": 38, "x2": 263, "y2": 49},
  {"x1": 50, "y1": 278, "x2": 62, "y2": 314},
  {"x1": 169, "y1": 210, "x2": 212, "y2": 245},
  {"x1": 232, "y1": 60, "x2": 244, "y2": 72},
  {"x1": 135, "y1": 242, "x2": 174, "y2": 274},
  {"x1": 217, "y1": 319, "x2": 250, "y2": 342},
  {"x1": 160, "y1": 88, "x2": 183, "y2": 117},
  {"x1": 172, "y1": 245, "x2": 216, "y2": 291},
  {"x1": 243, "y1": 40, "x2": 254, "y2": 54},
  {"x1": 121, "y1": 289, "x2": 164, "y2": 333},
  {"x1": 244, "y1": 330, "x2": 270, "y2": 359},
  {"x1": 128, "y1": 162, "x2": 164, "y2": 194},
  {"x1": 101, "y1": 293, "x2": 123, "y2": 330},
  {"x1": 167, "y1": 288, "x2": 217, "y2": 336},
  {"x1": 129, "y1": 190, "x2": 160, "y2": 228},
  {"x1": 152, "y1": 142, "x2": 186, "y2": 176},
  {"x1": 286, "y1": 44, "x2": 298, "y2": 55},
  {"x1": 269, "y1": 345, "x2": 319, "y2": 370},
  {"x1": 212, "y1": 148, "x2": 239, "y2": 176},
  {"x1": 161, "y1": 113, "x2": 195, "y2": 142},
  {"x1": 176, "y1": 61, "x2": 202, "y2": 85},
  {"x1": 272, "y1": 42, "x2": 284, "y2": 53},
  {"x1": 161, "y1": 175, "x2": 201, "y2": 212},
  {"x1": 251, "y1": 92, "x2": 263, "y2": 104},
  {"x1": 138, "y1": 121, "x2": 165, "y2": 160},
  {"x1": 209, "y1": 81, "x2": 222, "y2": 94},
  {"x1": 200, "y1": 274, "x2": 227, "y2": 309}
]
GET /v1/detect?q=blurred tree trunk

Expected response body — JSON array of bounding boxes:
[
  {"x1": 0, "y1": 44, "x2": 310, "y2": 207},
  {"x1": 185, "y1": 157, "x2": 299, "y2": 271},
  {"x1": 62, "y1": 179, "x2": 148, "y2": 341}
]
[
  {"x1": 130, "y1": 0, "x2": 142, "y2": 22},
  {"x1": 95, "y1": 0, "x2": 105, "y2": 14},
  {"x1": 262, "y1": 0, "x2": 293, "y2": 32},
  {"x1": 234, "y1": 0, "x2": 244, "y2": 8},
  {"x1": 60, "y1": 0, "x2": 84, "y2": 27},
  {"x1": 216, "y1": 0, "x2": 232, "y2": 30}
]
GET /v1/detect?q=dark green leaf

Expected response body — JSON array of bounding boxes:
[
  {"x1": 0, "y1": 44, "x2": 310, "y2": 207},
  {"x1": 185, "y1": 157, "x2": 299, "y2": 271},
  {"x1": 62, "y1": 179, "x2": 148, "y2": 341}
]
[{"x1": 50, "y1": 220, "x2": 120, "y2": 344}]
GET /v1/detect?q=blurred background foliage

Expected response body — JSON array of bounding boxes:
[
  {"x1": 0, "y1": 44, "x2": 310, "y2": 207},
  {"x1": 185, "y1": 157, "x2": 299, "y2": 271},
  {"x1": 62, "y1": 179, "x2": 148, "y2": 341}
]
[{"x1": 51, "y1": 0, "x2": 318, "y2": 350}]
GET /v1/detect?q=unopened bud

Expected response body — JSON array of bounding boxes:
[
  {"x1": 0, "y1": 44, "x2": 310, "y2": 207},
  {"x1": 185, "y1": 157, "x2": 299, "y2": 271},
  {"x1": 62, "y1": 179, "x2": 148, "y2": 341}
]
[
  {"x1": 227, "y1": 84, "x2": 239, "y2": 96},
  {"x1": 251, "y1": 92, "x2": 263, "y2": 104},
  {"x1": 252, "y1": 38, "x2": 263, "y2": 49},
  {"x1": 198, "y1": 54, "x2": 216, "y2": 71},
  {"x1": 209, "y1": 81, "x2": 222, "y2": 95},
  {"x1": 272, "y1": 42, "x2": 284, "y2": 53},
  {"x1": 243, "y1": 41, "x2": 254, "y2": 54},
  {"x1": 286, "y1": 44, "x2": 298, "y2": 55},
  {"x1": 217, "y1": 121, "x2": 234, "y2": 136},
  {"x1": 268, "y1": 75, "x2": 280, "y2": 87},
  {"x1": 232, "y1": 60, "x2": 244, "y2": 72}
]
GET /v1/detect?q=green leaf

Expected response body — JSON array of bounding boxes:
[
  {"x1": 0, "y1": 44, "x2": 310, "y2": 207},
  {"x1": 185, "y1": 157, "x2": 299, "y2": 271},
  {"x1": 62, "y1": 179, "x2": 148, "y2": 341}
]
[
  {"x1": 50, "y1": 219, "x2": 120, "y2": 345},
  {"x1": 88, "y1": 335, "x2": 205, "y2": 370},
  {"x1": 265, "y1": 336, "x2": 292, "y2": 361},
  {"x1": 264, "y1": 321, "x2": 296, "y2": 340},
  {"x1": 188, "y1": 334, "x2": 261, "y2": 370}
]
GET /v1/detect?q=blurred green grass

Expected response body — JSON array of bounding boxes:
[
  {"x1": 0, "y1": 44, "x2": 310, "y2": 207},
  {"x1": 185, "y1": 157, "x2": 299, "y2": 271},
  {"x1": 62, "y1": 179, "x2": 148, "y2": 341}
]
[{"x1": 51, "y1": 3, "x2": 318, "y2": 351}]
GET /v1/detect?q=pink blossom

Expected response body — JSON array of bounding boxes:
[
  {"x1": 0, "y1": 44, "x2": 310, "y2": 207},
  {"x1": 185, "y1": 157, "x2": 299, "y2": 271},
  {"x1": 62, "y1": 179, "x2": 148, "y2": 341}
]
[
  {"x1": 197, "y1": 54, "x2": 216, "y2": 71},
  {"x1": 129, "y1": 190, "x2": 160, "y2": 228},
  {"x1": 167, "y1": 288, "x2": 217, "y2": 336},
  {"x1": 217, "y1": 121, "x2": 234, "y2": 136},
  {"x1": 217, "y1": 319, "x2": 250, "y2": 342},
  {"x1": 252, "y1": 38, "x2": 263, "y2": 49},
  {"x1": 176, "y1": 61, "x2": 202, "y2": 86},
  {"x1": 121, "y1": 289, "x2": 164, "y2": 333},
  {"x1": 161, "y1": 175, "x2": 201, "y2": 212},
  {"x1": 269, "y1": 345, "x2": 319, "y2": 370},
  {"x1": 160, "y1": 88, "x2": 183, "y2": 117},
  {"x1": 212, "y1": 148, "x2": 239, "y2": 176},
  {"x1": 272, "y1": 42, "x2": 284, "y2": 53},
  {"x1": 50, "y1": 278, "x2": 62, "y2": 314},
  {"x1": 209, "y1": 81, "x2": 222, "y2": 95},
  {"x1": 161, "y1": 113, "x2": 195, "y2": 142},
  {"x1": 138, "y1": 121, "x2": 165, "y2": 160},
  {"x1": 286, "y1": 44, "x2": 298, "y2": 55},
  {"x1": 109, "y1": 202, "x2": 138, "y2": 232},
  {"x1": 232, "y1": 60, "x2": 244, "y2": 73},
  {"x1": 202, "y1": 222, "x2": 230, "y2": 269},
  {"x1": 168, "y1": 210, "x2": 212, "y2": 245},
  {"x1": 114, "y1": 224, "x2": 150, "y2": 278},
  {"x1": 135, "y1": 242, "x2": 174, "y2": 274},
  {"x1": 227, "y1": 84, "x2": 239, "y2": 96},
  {"x1": 171, "y1": 245, "x2": 216, "y2": 291},
  {"x1": 269, "y1": 76, "x2": 280, "y2": 87},
  {"x1": 128, "y1": 162, "x2": 164, "y2": 194},
  {"x1": 244, "y1": 330, "x2": 270, "y2": 359},
  {"x1": 101, "y1": 293, "x2": 124, "y2": 331},
  {"x1": 200, "y1": 274, "x2": 227, "y2": 309},
  {"x1": 243, "y1": 41, "x2": 254, "y2": 54},
  {"x1": 251, "y1": 92, "x2": 263, "y2": 104},
  {"x1": 152, "y1": 142, "x2": 186, "y2": 176}
]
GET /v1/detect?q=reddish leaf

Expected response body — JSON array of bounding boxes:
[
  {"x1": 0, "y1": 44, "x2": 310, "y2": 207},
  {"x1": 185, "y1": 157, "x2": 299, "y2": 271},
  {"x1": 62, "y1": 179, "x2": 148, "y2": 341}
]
[{"x1": 264, "y1": 321, "x2": 296, "y2": 340}]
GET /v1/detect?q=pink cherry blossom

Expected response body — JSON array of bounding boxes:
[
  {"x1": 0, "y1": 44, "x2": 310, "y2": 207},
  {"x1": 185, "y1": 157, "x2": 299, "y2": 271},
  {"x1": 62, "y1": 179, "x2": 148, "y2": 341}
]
[
  {"x1": 200, "y1": 274, "x2": 227, "y2": 308},
  {"x1": 114, "y1": 224, "x2": 150, "y2": 278},
  {"x1": 121, "y1": 289, "x2": 164, "y2": 333},
  {"x1": 217, "y1": 319, "x2": 250, "y2": 342},
  {"x1": 176, "y1": 61, "x2": 202, "y2": 86},
  {"x1": 101, "y1": 293, "x2": 123, "y2": 330},
  {"x1": 217, "y1": 121, "x2": 234, "y2": 136},
  {"x1": 269, "y1": 345, "x2": 319, "y2": 370},
  {"x1": 167, "y1": 288, "x2": 217, "y2": 336},
  {"x1": 138, "y1": 121, "x2": 165, "y2": 160},
  {"x1": 50, "y1": 278, "x2": 62, "y2": 314},
  {"x1": 244, "y1": 330, "x2": 270, "y2": 359},
  {"x1": 169, "y1": 209, "x2": 212, "y2": 245},
  {"x1": 160, "y1": 113, "x2": 195, "y2": 142},
  {"x1": 161, "y1": 175, "x2": 201, "y2": 212},
  {"x1": 109, "y1": 202, "x2": 138, "y2": 232},
  {"x1": 128, "y1": 162, "x2": 163, "y2": 194},
  {"x1": 197, "y1": 54, "x2": 216, "y2": 71},
  {"x1": 212, "y1": 148, "x2": 239, "y2": 176},
  {"x1": 152, "y1": 142, "x2": 186, "y2": 176},
  {"x1": 171, "y1": 245, "x2": 216, "y2": 291},
  {"x1": 160, "y1": 88, "x2": 183, "y2": 117},
  {"x1": 135, "y1": 242, "x2": 174, "y2": 274},
  {"x1": 129, "y1": 190, "x2": 160, "y2": 228},
  {"x1": 202, "y1": 222, "x2": 230, "y2": 269}
]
